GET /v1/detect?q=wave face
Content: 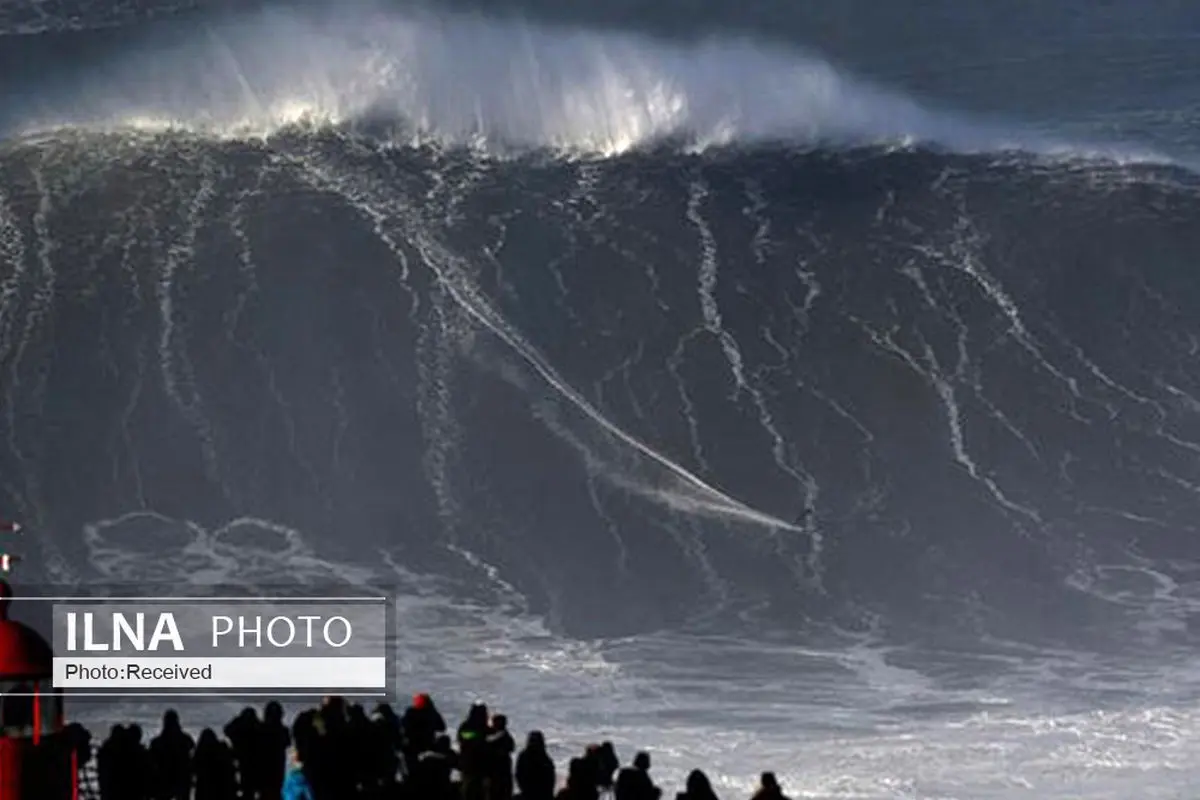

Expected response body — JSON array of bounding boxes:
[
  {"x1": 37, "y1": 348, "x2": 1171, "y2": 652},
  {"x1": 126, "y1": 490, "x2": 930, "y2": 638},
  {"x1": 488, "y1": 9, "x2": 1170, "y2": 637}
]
[{"x1": 2, "y1": 6, "x2": 1200, "y2": 651}]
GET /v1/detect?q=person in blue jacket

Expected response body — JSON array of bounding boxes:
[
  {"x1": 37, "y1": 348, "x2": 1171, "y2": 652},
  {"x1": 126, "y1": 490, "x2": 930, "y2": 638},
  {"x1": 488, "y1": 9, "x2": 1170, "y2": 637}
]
[{"x1": 282, "y1": 747, "x2": 314, "y2": 800}]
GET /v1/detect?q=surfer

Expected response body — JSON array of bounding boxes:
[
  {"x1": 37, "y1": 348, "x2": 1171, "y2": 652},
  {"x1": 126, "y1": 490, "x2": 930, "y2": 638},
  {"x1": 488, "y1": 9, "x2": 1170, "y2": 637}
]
[{"x1": 795, "y1": 507, "x2": 815, "y2": 528}]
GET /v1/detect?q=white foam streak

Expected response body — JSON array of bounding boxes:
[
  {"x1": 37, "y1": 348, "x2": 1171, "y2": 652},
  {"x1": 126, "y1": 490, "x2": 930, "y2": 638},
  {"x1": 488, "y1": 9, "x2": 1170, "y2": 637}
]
[{"x1": 13, "y1": 4, "x2": 998, "y2": 156}]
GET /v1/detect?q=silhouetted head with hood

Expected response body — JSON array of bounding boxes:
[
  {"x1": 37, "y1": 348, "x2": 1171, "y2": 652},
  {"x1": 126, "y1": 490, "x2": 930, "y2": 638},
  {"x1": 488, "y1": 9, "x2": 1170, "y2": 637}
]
[
  {"x1": 679, "y1": 769, "x2": 719, "y2": 800},
  {"x1": 466, "y1": 701, "x2": 489, "y2": 728},
  {"x1": 752, "y1": 771, "x2": 790, "y2": 800}
]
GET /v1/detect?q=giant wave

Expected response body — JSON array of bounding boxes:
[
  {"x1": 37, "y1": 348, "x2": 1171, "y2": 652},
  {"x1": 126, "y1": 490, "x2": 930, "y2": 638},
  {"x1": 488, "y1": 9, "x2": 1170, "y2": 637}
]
[{"x1": 1, "y1": 6, "x2": 1199, "y2": 656}]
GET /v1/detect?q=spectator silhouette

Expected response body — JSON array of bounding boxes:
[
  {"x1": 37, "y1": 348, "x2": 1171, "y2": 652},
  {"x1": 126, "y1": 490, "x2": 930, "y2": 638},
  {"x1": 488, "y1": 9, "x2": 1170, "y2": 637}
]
[
  {"x1": 194, "y1": 728, "x2": 237, "y2": 800},
  {"x1": 315, "y1": 695, "x2": 352, "y2": 799},
  {"x1": 615, "y1": 752, "x2": 661, "y2": 800},
  {"x1": 370, "y1": 704, "x2": 402, "y2": 789},
  {"x1": 402, "y1": 692, "x2": 446, "y2": 775},
  {"x1": 67, "y1": 693, "x2": 806, "y2": 800},
  {"x1": 258, "y1": 701, "x2": 291, "y2": 800},
  {"x1": 596, "y1": 743, "x2": 619, "y2": 793},
  {"x1": 555, "y1": 758, "x2": 598, "y2": 800},
  {"x1": 458, "y1": 702, "x2": 490, "y2": 800},
  {"x1": 125, "y1": 724, "x2": 152, "y2": 800},
  {"x1": 97, "y1": 724, "x2": 127, "y2": 800},
  {"x1": 485, "y1": 713, "x2": 516, "y2": 800},
  {"x1": 374, "y1": 702, "x2": 403, "y2": 753},
  {"x1": 580, "y1": 745, "x2": 601, "y2": 790},
  {"x1": 749, "y1": 773, "x2": 790, "y2": 800},
  {"x1": 346, "y1": 703, "x2": 376, "y2": 792},
  {"x1": 225, "y1": 707, "x2": 262, "y2": 799},
  {"x1": 515, "y1": 730, "x2": 555, "y2": 800},
  {"x1": 150, "y1": 710, "x2": 194, "y2": 800},
  {"x1": 675, "y1": 770, "x2": 719, "y2": 800},
  {"x1": 410, "y1": 732, "x2": 457, "y2": 800}
]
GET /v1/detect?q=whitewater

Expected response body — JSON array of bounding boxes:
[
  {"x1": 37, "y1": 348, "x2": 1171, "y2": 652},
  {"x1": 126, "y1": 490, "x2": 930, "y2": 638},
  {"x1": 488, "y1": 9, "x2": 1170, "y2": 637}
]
[
  {"x1": 4, "y1": 3, "x2": 1183, "y2": 164},
  {"x1": 4, "y1": 1, "x2": 1200, "y2": 797}
]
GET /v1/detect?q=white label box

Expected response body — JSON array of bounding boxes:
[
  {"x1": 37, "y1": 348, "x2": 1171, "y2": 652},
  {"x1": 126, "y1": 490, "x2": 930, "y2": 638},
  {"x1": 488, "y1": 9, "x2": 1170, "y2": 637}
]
[{"x1": 52, "y1": 656, "x2": 386, "y2": 689}]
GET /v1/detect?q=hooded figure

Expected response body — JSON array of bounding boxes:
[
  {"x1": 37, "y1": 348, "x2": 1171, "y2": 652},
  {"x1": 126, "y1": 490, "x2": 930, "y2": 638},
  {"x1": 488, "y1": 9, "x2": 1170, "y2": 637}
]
[
  {"x1": 516, "y1": 731, "x2": 555, "y2": 800},
  {"x1": 596, "y1": 742, "x2": 619, "y2": 791},
  {"x1": 750, "y1": 772, "x2": 791, "y2": 800},
  {"x1": 676, "y1": 770, "x2": 719, "y2": 800},
  {"x1": 402, "y1": 693, "x2": 447, "y2": 775},
  {"x1": 485, "y1": 713, "x2": 516, "y2": 800},
  {"x1": 615, "y1": 752, "x2": 660, "y2": 800},
  {"x1": 411, "y1": 733, "x2": 456, "y2": 800},
  {"x1": 404, "y1": 695, "x2": 446, "y2": 749},
  {"x1": 150, "y1": 710, "x2": 194, "y2": 800},
  {"x1": 458, "y1": 702, "x2": 490, "y2": 800}
]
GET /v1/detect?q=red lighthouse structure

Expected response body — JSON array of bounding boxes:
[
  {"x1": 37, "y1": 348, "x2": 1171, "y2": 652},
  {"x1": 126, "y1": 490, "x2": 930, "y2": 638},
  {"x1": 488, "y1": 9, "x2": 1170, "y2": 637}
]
[{"x1": 0, "y1": 574, "x2": 76, "y2": 800}]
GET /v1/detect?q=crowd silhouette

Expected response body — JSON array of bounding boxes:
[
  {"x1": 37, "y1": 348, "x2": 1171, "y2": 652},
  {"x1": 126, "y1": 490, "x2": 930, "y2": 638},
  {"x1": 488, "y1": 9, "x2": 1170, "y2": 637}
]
[{"x1": 63, "y1": 694, "x2": 793, "y2": 800}]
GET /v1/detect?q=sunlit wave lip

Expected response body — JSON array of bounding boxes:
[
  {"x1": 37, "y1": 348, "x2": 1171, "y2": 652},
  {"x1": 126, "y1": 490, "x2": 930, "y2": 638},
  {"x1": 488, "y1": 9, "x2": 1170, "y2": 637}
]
[
  {"x1": 5, "y1": 109, "x2": 1183, "y2": 177},
  {"x1": 12, "y1": 100, "x2": 346, "y2": 143},
  {"x1": 8, "y1": 109, "x2": 938, "y2": 163}
]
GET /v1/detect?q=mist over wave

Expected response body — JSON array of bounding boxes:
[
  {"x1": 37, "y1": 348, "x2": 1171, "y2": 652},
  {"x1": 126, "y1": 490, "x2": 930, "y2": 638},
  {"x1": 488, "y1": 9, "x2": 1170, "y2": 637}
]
[{"x1": 4, "y1": 2, "x2": 1175, "y2": 164}]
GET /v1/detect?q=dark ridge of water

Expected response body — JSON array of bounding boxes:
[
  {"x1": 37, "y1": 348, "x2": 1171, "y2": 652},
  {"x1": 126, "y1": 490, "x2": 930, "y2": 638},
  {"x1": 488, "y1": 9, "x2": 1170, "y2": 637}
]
[{"x1": 1, "y1": 128, "x2": 1199, "y2": 647}]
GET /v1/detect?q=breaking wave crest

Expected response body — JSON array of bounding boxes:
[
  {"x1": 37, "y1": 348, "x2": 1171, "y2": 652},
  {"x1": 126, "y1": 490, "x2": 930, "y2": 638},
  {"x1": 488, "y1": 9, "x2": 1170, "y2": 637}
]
[{"x1": 1, "y1": 3, "x2": 1174, "y2": 163}]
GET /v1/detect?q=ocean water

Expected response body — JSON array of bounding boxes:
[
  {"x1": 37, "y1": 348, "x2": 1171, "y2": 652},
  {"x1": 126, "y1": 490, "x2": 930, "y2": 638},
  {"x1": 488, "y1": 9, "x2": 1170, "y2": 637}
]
[{"x1": 3, "y1": 1, "x2": 1200, "y2": 796}]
